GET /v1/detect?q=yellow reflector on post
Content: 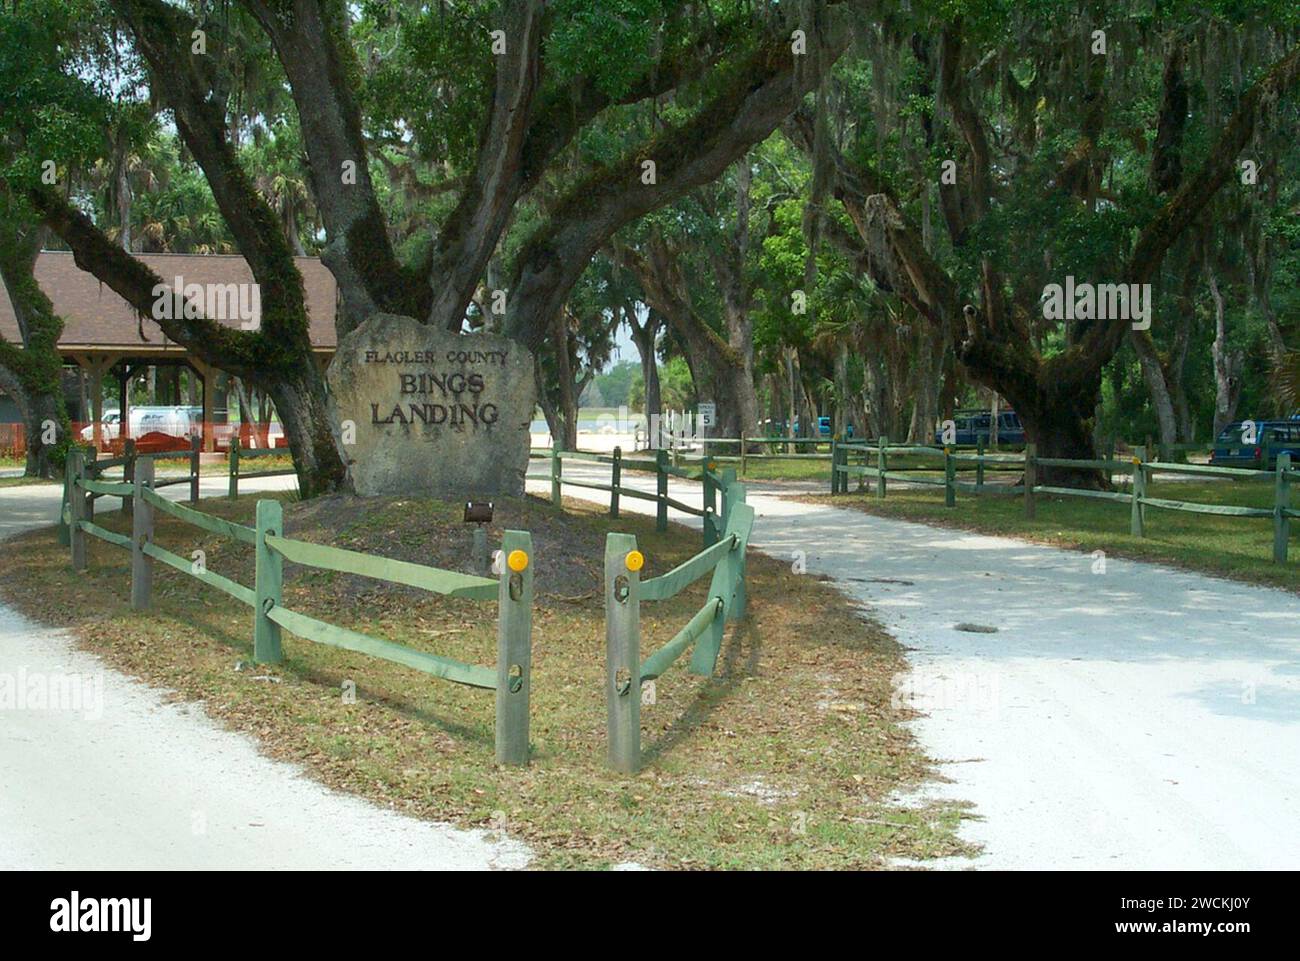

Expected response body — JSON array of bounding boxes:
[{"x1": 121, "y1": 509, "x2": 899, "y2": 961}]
[
  {"x1": 625, "y1": 550, "x2": 644, "y2": 572},
  {"x1": 507, "y1": 549, "x2": 529, "y2": 572}
]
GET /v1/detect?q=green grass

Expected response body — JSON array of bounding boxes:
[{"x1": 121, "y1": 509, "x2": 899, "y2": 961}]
[
  {"x1": 0, "y1": 490, "x2": 970, "y2": 869},
  {"x1": 732, "y1": 449, "x2": 1014, "y2": 485},
  {"x1": 737, "y1": 454, "x2": 831, "y2": 483},
  {"x1": 813, "y1": 474, "x2": 1300, "y2": 592},
  {"x1": 0, "y1": 474, "x2": 58, "y2": 487},
  {"x1": 231, "y1": 453, "x2": 295, "y2": 475}
]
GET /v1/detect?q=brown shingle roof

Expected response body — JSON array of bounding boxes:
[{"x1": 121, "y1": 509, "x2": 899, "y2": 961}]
[{"x1": 0, "y1": 250, "x2": 338, "y2": 352}]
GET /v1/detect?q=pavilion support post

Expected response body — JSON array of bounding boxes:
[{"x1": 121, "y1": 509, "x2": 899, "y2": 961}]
[
  {"x1": 192, "y1": 358, "x2": 217, "y2": 452},
  {"x1": 116, "y1": 364, "x2": 131, "y2": 447},
  {"x1": 90, "y1": 360, "x2": 105, "y2": 453}
]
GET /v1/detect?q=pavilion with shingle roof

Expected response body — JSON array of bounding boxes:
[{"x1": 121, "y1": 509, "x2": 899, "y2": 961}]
[{"x1": 0, "y1": 250, "x2": 338, "y2": 450}]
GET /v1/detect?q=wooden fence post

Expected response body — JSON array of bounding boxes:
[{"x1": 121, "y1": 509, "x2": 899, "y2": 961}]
[
  {"x1": 725, "y1": 482, "x2": 748, "y2": 623},
  {"x1": 58, "y1": 456, "x2": 72, "y2": 547},
  {"x1": 655, "y1": 447, "x2": 668, "y2": 532},
  {"x1": 189, "y1": 434, "x2": 201, "y2": 504},
  {"x1": 68, "y1": 449, "x2": 87, "y2": 571},
  {"x1": 720, "y1": 467, "x2": 737, "y2": 530},
  {"x1": 1274, "y1": 452, "x2": 1291, "y2": 564},
  {"x1": 877, "y1": 434, "x2": 888, "y2": 500},
  {"x1": 122, "y1": 438, "x2": 136, "y2": 516},
  {"x1": 85, "y1": 448, "x2": 97, "y2": 521},
  {"x1": 1130, "y1": 446, "x2": 1146, "y2": 538},
  {"x1": 550, "y1": 448, "x2": 562, "y2": 506},
  {"x1": 495, "y1": 530, "x2": 534, "y2": 766},
  {"x1": 976, "y1": 436, "x2": 985, "y2": 491},
  {"x1": 605, "y1": 532, "x2": 641, "y2": 773},
  {"x1": 1024, "y1": 443, "x2": 1037, "y2": 520},
  {"x1": 610, "y1": 445, "x2": 622, "y2": 518},
  {"x1": 830, "y1": 436, "x2": 840, "y2": 494},
  {"x1": 131, "y1": 457, "x2": 155, "y2": 610},
  {"x1": 702, "y1": 461, "x2": 719, "y2": 547},
  {"x1": 1106, "y1": 436, "x2": 1116, "y2": 487},
  {"x1": 253, "y1": 498, "x2": 283, "y2": 664},
  {"x1": 740, "y1": 437, "x2": 748, "y2": 477},
  {"x1": 944, "y1": 447, "x2": 956, "y2": 507},
  {"x1": 228, "y1": 435, "x2": 240, "y2": 499}
]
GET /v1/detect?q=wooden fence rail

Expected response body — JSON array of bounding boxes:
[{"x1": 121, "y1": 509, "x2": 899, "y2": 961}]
[
  {"x1": 603, "y1": 479, "x2": 754, "y2": 774},
  {"x1": 58, "y1": 438, "x2": 202, "y2": 546},
  {"x1": 64, "y1": 453, "x2": 535, "y2": 765},
  {"x1": 227, "y1": 436, "x2": 297, "y2": 498}
]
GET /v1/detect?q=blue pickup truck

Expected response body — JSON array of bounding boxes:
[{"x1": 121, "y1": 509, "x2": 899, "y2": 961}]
[{"x1": 933, "y1": 410, "x2": 1026, "y2": 446}]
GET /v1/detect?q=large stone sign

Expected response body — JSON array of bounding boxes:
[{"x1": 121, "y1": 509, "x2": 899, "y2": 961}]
[{"x1": 327, "y1": 314, "x2": 535, "y2": 497}]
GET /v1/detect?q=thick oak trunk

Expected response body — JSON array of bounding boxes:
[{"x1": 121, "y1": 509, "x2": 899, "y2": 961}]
[
  {"x1": 0, "y1": 362, "x2": 61, "y2": 478},
  {"x1": 674, "y1": 320, "x2": 757, "y2": 447},
  {"x1": 261, "y1": 367, "x2": 346, "y2": 498},
  {"x1": 0, "y1": 222, "x2": 67, "y2": 477},
  {"x1": 1011, "y1": 374, "x2": 1108, "y2": 488}
]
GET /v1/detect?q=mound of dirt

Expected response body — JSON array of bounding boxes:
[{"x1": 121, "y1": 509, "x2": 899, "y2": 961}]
[{"x1": 283, "y1": 493, "x2": 607, "y2": 605}]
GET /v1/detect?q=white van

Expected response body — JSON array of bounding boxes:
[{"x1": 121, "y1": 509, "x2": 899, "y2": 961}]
[
  {"x1": 81, "y1": 406, "x2": 202, "y2": 448},
  {"x1": 80, "y1": 410, "x2": 123, "y2": 447},
  {"x1": 132, "y1": 406, "x2": 203, "y2": 439}
]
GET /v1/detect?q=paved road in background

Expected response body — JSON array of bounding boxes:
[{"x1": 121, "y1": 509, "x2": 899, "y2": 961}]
[
  {"x1": 536, "y1": 458, "x2": 1300, "y2": 869},
  {"x1": 0, "y1": 475, "x2": 530, "y2": 870}
]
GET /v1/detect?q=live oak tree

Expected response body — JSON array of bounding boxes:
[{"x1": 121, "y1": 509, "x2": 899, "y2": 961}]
[
  {"x1": 787, "y1": 2, "x2": 1300, "y2": 485},
  {"x1": 0, "y1": 209, "x2": 68, "y2": 477},
  {"x1": 0, "y1": 2, "x2": 114, "y2": 476},
  {"x1": 611, "y1": 161, "x2": 763, "y2": 446},
  {"x1": 2, "y1": 0, "x2": 857, "y2": 494}
]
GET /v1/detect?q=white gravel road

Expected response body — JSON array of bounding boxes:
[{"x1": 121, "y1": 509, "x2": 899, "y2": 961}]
[
  {"x1": 0, "y1": 476, "x2": 531, "y2": 870},
  {"x1": 535, "y1": 459, "x2": 1300, "y2": 869}
]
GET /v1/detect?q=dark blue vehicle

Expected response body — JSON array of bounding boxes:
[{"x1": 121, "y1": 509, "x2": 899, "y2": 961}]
[
  {"x1": 933, "y1": 410, "x2": 1025, "y2": 446},
  {"x1": 765, "y1": 417, "x2": 853, "y2": 438},
  {"x1": 816, "y1": 417, "x2": 855, "y2": 438},
  {"x1": 1209, "y1": 420, "x2": 1300, "y2": 470}
]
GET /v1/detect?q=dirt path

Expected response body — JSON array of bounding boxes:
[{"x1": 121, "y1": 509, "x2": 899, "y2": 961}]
[
  {"x1": 536, "y1": 459, "x2": 1300, "y2": 869},
  {"x1": 0, "y1": 476, "x2": 530, "y2": 870}
]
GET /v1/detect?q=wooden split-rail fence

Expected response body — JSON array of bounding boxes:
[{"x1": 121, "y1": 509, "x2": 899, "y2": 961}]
[
  {"x1": 61, "y1": 448, "x2": 757, "y2": 773},
  {"x1": 604, "y1": 468, "x2": 753, "y2": 773},
  {"x1": 227, "y1": 436, "x2": 297, "y2": 498},
  {"x1": 530, "y1": 446, "x2": 742, "y2": 548},
  {"x1": 830, "y1": 437, "x2": 1300, "y2": 564},
  {"x1": 63, "y1": 450, "x2": 534, "y2": 765}
]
